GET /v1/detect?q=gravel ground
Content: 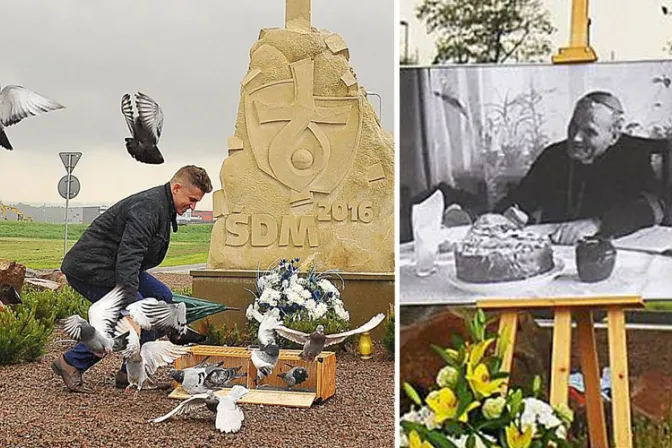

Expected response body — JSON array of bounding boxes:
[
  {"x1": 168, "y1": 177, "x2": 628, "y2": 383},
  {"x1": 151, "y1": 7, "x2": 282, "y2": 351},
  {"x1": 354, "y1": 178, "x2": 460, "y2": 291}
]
[{"x1": 0, "y1": 274, "x2": 395, "y2": 448}]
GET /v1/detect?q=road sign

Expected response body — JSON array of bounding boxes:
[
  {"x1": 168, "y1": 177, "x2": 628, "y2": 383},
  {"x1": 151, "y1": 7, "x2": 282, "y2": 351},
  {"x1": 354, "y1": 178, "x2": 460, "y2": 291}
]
[
  {"x1": 58, "y1": 175, "x2": 80, "y2": 199},
  {"x1": 59, "y1": 152, "x2": 82, "y2": 173}
]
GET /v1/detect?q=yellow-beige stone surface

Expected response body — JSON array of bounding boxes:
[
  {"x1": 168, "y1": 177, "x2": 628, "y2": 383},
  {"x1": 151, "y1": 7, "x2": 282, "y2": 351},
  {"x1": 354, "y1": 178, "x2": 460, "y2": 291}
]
[{"x1": 207, "y1": 8, "x2": 394, "y2": 273}]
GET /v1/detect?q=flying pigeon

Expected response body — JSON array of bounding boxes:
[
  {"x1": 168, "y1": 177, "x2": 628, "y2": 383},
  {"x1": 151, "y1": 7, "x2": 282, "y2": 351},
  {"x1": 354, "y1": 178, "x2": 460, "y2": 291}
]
[
  {"x1": 126, "y1": 297, "x2": 206, "y2": 345},
  {"x1": 0, "y1": 84, "x2": 64, "y2": 150},
  {"x1": 275, "y1": 313, "x2": 386, "y2": 361},
  {"x1": 60, "y1": 286, "x2": 130, "y2": 357},
  {"x1": 114, "y1": 317, "x2": 191, "y2": 395},
  {"x1": 171, "y1": 357, "x2": 245, "y2": 395},
  {"x1": 150, "y1": 386, "x2": 250, "y2": 433},
  {"x1": 251, "y1": 343, "x2": 280, "y2": 386},
  {"x1": 278, "y1": 364, "x2": 309, "y2": 389},
  {"x1": 120, "y1": 92, "x2": 164, "y2": 164},
  {"x1": 248, "y1": 307, "x2": 283, "y2": 348}
]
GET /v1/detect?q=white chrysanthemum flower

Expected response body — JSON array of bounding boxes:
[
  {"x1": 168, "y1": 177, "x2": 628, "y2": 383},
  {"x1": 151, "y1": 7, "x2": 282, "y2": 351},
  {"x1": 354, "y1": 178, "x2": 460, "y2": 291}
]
[
  {"x1": 299, "y1": 288, "x2": 312, "y2": 299},
  {"x1": 260, "y1": 289, "x2": 280, "y2": 306},
  {"x1": 520, "y1": 397, "x2": 566, "y2": 439},
  {"x1": 334, "y1": 303, "x2": 350, "y2": 321},
  {"x1": 245, "y1": 304, "x2": 255, "y2": 321},
  {"x1": 318, "y1": 279, "x2": 339, "y2": 296},
  {"x1": 281, "y1": 279, "x2": 289, "y2": 289},
  {"x1": 297, "y1": 277, "x2": 308, "y2": 286},
  {"x1": 313, "y1": 303, "x2": 328, "y2": 319},
  {"x1": 304, "y1": 299, "x2": 317, "y2": 311},
  {"x1": 267, "y1": 272, "x2": 281, "y2": 285}
]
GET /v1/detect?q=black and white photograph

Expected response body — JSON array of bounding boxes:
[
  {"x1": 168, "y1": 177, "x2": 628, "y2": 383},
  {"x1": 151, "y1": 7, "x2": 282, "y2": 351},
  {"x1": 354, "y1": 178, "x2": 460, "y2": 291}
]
[{"x1": 400, "y1": 60, "x2": 672, "y2": 304}]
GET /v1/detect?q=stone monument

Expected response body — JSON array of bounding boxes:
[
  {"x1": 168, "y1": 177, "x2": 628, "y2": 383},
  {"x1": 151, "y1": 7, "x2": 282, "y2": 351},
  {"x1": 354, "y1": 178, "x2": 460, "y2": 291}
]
[
  {"x1": 194, "y1": 0, "x2": 395, "y2": 338},
  {"x1": 207, "y1": 0, "x2": 394, "y2": 273}
]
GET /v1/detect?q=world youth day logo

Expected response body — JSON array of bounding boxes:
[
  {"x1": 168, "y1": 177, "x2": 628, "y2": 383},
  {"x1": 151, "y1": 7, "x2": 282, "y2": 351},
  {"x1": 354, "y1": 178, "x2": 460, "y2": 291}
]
[{"x1": 244, "y1": 58, "x2": 363, "y2": 205}]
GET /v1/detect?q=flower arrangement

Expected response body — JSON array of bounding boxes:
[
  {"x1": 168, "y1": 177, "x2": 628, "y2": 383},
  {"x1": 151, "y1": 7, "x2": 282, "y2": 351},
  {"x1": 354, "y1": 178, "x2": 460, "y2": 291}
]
[
  {"x1": 245, "y1": 258, "x2": 351, "y2": 343},
  {"x1": 401, "y1": 310, "x2": 573, "y2": 448}
]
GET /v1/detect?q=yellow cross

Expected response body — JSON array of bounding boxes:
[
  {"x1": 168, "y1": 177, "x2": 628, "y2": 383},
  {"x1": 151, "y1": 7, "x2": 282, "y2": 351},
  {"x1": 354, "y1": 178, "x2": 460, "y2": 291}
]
[{"x1": 286, "y1": 0, "x2": 311, "y2": 30}]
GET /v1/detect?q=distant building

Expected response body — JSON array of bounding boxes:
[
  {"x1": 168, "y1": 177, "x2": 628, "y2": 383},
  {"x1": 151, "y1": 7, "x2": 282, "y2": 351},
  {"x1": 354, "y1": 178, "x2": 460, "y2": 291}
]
[{"x1": 192, "y1": 210, "x2": 213, "y2": 222}]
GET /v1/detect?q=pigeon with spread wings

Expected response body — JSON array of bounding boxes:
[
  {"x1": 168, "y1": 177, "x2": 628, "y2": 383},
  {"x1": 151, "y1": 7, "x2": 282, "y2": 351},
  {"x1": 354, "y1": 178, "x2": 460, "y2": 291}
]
[
  {"x1": 59, "y1": 286, "x2": 130, "y2": 358},
  {"x1": 114, "y1": 317, "x2": 191, "y2": 395},
  {"x1": 275, "y1": 313, "x2": 386, "y2": 361},
  {"x1": 0, "y1": 84, "x2": 64, "y2": 150},
  {"x1": 120, "y1": 92, "x2": 164, "y2": 164},
  {"x1": 149, "y1": 386, "x2": 249, "y2": 433}
]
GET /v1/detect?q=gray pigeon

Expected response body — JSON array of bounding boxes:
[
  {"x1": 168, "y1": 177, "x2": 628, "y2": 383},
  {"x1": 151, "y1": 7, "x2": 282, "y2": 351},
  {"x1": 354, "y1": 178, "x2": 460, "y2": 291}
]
[
  {"x1": 60, "y1": 286, "x2": 130, "y2": 357},
  {"x1": 120, "y1": 92, "x2": 164, "y2": 164},
  {"x1": 149, "y1": 385, "x2": 250, "y2": 433},
  {"x1": 275, "y1": 313, "x2": 386, "y2": 361},
  {"x1": 171, "y1": 357, "x2": 245, "y2": 395},
  {"x1": 278, "y1": 364, "x2": 309, "y2": 389},
  {"x1": 114, "y1": 318, "x2": 191, "y2": 395},
  {"x1": 127, "y1": 298, "x2": 188, "y2": 336},
  {"x1": 0, "y1": 84, "x2": 64, "y2": 150},
  {"x1": 251, "y1": 343, "x2": 280, "y2": 385}
]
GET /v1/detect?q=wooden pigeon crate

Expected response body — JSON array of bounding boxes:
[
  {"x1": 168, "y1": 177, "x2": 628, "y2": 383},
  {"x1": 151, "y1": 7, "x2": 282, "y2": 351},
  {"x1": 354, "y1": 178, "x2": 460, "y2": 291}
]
[{"x1": 168, "y1": 345, "x2": 336, "y2": 408}]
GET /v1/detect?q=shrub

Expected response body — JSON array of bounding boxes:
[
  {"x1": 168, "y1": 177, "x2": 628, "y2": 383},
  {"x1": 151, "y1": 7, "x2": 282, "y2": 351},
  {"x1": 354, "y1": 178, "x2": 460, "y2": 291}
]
[
  {"x1": 20, "y1": 285, "x2": 90, "y2": 323},
  {"x1": 0, "y1": 286, "x2": 90, "y2": 366},
  {"x1": 200, "y1": 317, "x2": 251, "y2": 346},
  {"x1": 0, "y1": 305, "x2": 54, "y2": 365}
]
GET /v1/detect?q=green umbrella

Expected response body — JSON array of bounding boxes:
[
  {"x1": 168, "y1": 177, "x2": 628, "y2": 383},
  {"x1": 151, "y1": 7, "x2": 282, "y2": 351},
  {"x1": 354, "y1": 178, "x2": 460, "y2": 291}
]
[{"x1": 172, "y1": 293, "x2": 239, "y2": 324}]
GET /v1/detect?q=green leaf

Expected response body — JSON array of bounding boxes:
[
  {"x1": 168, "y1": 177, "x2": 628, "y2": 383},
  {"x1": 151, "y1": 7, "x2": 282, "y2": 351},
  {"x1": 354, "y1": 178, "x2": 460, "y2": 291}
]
[
  {"x1": 466, "y1": 434, "x2": 476, "y2": 448},
  {"x1": 490, "y1": 371, "x2": 509, "y2": 380},
  {"x1": 444, "y1": 420, "x2": 465, "y2": 437},
  {"x1": 403, "y1": 382, "x2": 423, "y2": 406},
  {"x1": 532, "y1": 375, "x2": 542, "y2": 398},
  {"x1": 451, "y1": 333, "x2": 465, "y2": 350}
]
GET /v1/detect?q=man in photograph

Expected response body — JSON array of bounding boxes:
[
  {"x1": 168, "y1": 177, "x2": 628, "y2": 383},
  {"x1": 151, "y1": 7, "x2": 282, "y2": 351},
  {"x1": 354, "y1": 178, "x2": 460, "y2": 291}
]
[
  {"x1": 495, "y1": 90, "x2": 667, "y2": 245},
  {"x1": 51, "y1": 165, "x2": 213, "y2": 393}
]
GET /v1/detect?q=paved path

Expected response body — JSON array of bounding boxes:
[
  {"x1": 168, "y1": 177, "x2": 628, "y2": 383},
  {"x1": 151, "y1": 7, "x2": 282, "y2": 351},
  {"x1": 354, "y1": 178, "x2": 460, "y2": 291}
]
[{"x1": 148, "y1": 263, "x2": 206, "y2": 274}]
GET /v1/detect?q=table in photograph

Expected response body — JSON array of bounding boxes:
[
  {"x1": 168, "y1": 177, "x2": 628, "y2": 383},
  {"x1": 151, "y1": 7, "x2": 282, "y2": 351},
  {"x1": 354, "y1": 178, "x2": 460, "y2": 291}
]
[{"x1": 400, "y1": 224, "x2": 672, "y2": 305}]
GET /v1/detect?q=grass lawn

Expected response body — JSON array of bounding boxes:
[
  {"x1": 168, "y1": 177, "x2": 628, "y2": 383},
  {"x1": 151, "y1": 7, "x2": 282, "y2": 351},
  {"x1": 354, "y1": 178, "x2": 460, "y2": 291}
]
[{"x1": 0, "y1": 220, "x2": 213, "y2": 269}]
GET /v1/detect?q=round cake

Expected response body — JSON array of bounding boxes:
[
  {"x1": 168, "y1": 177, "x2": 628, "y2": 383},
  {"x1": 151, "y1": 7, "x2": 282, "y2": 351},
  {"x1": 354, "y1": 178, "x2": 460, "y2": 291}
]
[{"x1": 454, "y1": 214, "x2": 554, "y2": 283}]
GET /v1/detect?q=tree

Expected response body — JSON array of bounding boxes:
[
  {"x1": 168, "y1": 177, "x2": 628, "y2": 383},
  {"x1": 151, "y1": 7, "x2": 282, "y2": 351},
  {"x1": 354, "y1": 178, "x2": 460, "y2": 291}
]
[{"x1": 416, "y1": 0, "x2": 556, "y2": 64}]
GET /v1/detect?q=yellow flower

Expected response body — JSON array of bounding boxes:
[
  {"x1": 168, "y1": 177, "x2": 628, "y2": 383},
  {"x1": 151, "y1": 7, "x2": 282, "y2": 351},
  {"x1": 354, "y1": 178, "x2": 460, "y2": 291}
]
[
  {"x1": 426, "y1": 388, "x2": 479, "y2": 424},
  {"x1": 505, "y1": 425, "x2": 533, "y2": 448},
  {"x1": 468, "y1": 338, "x2": 495, "y2": 367},
  {"x1": 408, "y1": 430, "x2": 434, "y2": 448},
  {"x1": 466, "y1": 362, "x2": 507, "y2": 399}
]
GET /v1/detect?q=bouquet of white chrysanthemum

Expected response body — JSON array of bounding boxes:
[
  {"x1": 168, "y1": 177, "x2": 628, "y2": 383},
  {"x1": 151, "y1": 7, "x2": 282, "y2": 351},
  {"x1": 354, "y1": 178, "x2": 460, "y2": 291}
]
[{"x1": 245, "y1": 258, "x2": 351, "y2": 345}]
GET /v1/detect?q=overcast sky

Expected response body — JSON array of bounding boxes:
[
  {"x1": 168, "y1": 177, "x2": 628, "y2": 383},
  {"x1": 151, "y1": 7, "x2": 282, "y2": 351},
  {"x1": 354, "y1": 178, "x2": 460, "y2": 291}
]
[
  {"x1": 0, "y1": 0, "x2": 394, "y2": 210},
  {"x1": 401, "y1": 0, "x2": 672, "y2": 64}
]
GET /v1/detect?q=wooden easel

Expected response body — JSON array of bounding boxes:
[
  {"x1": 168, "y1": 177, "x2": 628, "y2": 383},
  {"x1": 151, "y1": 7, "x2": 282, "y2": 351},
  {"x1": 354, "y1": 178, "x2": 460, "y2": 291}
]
[{"x1": 478, "y1": 296, "x2": 644, "y2": 448}]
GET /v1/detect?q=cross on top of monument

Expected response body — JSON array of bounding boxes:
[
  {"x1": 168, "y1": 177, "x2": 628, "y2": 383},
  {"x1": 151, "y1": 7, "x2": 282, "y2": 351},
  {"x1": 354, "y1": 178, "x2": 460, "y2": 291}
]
[{"x1": 286, "y1": 0, "x2": 311, "y2": 30}]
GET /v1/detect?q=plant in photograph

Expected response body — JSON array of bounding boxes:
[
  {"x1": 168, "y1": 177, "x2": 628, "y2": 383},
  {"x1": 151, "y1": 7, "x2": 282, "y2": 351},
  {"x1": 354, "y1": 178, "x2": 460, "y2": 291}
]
[
  {"x1": 245, "y1": 258, "x2": 351, "y2": 348},
  {"x1": 400, "y1": 309, "x2": 574, "y2": 448}
]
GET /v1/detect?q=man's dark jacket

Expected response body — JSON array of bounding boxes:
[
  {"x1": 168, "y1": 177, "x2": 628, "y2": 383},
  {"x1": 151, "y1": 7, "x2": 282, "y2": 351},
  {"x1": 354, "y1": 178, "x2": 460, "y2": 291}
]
[
  {"x1": 61, "y1": 183, "x2": 178, "y2": 299},
  {"x1": 494, "y1": 134, "x2": 667, "y2": 238}
]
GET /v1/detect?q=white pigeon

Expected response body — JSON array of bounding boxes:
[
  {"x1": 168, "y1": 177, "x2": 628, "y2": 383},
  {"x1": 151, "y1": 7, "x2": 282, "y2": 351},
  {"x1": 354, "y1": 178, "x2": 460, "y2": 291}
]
[
  {"x1": 149, "y1": 385, "x2": 250, "y2": 433},
  {"x1": 114, "y1": 317, "x2": 191, "y2": 395},
  {"x1": 0, "y1": 84, "x2": 65, "y2": 150},
  {"x1": 275, "y1": 313, "x2": 386, "y2": 361},
  {"x1": 127, "y1": 297, "x2": 188, "y2": 336},
  {"x1": 249, "y1": 307, "x2": 283, "y2": 348},
  {"x1": 60, "y1": 286, "x2": 129, "y2": 358}
]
